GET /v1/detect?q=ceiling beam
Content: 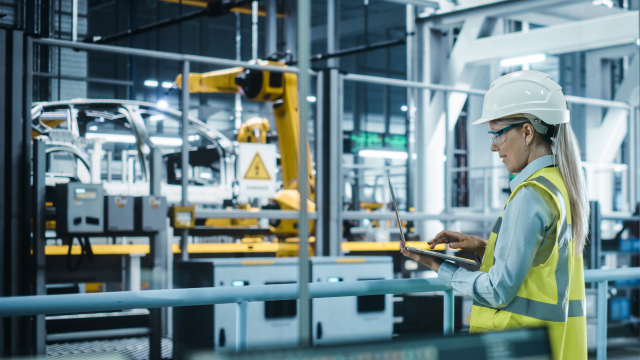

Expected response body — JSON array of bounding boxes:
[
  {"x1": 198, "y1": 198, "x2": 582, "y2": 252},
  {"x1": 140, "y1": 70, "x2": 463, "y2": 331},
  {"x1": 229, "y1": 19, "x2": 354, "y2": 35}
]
[
  {"x1": 418, "y1": 0, "x2": 586, "y2": 25},
  {"x1": 466, "y1": 11, "x2": 639, "y2": 63}
]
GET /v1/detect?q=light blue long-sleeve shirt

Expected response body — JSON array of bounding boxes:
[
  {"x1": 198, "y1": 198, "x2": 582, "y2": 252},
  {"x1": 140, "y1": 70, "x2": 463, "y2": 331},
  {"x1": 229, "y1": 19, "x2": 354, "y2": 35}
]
[{"x1": 438, "y1": 155, "x2": 559, "y2": 308}]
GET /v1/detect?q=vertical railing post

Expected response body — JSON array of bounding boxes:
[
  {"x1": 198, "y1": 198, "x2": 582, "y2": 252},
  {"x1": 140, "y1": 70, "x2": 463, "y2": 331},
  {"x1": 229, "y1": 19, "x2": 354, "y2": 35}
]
[
  {"x1": 180, "y1": 60, "x2": 190, "y2": 261},
  {"x1": 236, "y1": 301, "x2": 248, "y2": 352},
  {"x1": 596, "y1": 280, "x2": 607, "y2": 360},
  {"x1": 297, "y1": 0, "x2": 312, "y2": 348},
  {"x1": 443, "y1": 289, "x2": 454, "y2": 335}
]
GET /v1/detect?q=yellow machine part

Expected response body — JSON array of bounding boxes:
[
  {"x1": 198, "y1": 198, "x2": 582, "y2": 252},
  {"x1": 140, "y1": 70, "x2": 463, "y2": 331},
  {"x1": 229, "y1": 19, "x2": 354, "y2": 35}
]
[
  {"x1": 157, "y1": 0, "x2": 289, "y2": 17},
  {"x1": 237, "y1": 117, "x2": 270, "y2": 144},
  {"x1": 204, "y1": 204, "x2": 259, "y2": 227},
  {"x1": 269, "y1": 189, "x2": 315, "y2": 238},
  {"x1": 273, "y1": 72, "x2": 315, "y2": 200},
  {"x1": 176, "y1": 67, "x2": 243, "y2": 93},
  {"x1": 31, "y1": 119, "x2": 68, "y2": 139}
]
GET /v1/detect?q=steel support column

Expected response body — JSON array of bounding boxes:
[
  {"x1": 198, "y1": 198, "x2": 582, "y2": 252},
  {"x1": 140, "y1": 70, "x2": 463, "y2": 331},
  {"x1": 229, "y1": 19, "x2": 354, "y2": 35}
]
[
  {"x1": 405, "y1": 4, "x2": 416, "y2": 216},
  {"x1": 589, "y1": 201, "x2": 601, "y2": 270},
  {"x1": 321, "y1": 69, "x2": 342, "y2": 256},
  {"x1": 149, "y1": 147, "x2": 166, "y2": 359},
  {"x1": 0, "y1": 28, "x2": 31, "y2": 356},
  {"x1": 266, "y1": 0, "x2": 277, "y2": 56},
  {"x1": 32, "y1": 139, "x2": 46, "y2": 356},
  {"x1": 180, "y1": 61, "x2": 190, "y2": 261},
  {"x1": 596, "y1": 280, "x2": 608, "y2": 360},
  {"x1": 297, "y1": 0, "x2": 311, "y2": 347}
]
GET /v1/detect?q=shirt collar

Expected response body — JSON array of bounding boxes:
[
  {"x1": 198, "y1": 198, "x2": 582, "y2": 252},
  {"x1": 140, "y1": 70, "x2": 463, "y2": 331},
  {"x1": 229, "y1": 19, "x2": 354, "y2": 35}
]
[{"x1": 510, "y1": 155, "x2": 556, "y2": 191}]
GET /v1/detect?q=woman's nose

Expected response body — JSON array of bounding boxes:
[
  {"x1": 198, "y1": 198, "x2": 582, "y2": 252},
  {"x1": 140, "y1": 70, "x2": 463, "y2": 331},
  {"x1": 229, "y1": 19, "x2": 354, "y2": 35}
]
[{"x1": 490, "y1": 141, "x2": 499, "y2": 152}]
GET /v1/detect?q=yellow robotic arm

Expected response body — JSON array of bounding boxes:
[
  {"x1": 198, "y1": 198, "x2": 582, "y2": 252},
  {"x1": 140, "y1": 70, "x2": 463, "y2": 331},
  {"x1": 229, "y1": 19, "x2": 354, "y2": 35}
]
[{"x1": 176, "y1": 60, "x2": 315, "y2": 238}]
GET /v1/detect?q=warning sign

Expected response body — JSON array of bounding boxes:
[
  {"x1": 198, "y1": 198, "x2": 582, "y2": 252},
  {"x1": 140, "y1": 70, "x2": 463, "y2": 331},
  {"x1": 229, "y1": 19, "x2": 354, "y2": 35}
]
[
  {"x1": 237, "y1": 143, "x2": 277, "y2": 199},
  {"x1": 244, "y1": 153, "x2": 271, "y2": 180}
]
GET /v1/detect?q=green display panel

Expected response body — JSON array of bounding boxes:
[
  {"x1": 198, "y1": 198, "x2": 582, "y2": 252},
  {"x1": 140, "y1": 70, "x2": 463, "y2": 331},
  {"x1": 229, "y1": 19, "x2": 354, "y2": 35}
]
[{"x1": 344, "y1": 131, "x2": 407, "y2": 153}]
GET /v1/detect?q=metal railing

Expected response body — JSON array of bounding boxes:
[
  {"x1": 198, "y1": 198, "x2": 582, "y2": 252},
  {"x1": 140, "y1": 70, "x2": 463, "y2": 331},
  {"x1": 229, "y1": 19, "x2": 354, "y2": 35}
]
[
  {"x1": 584, "y1": 268, "x2": 640, "y2": 360},
  {"x1": 0, "y1": 268, "x2": 638, "y2": 358},
  {"x1": 0, "y1": 277, "x2": 453, "y2": 352}
]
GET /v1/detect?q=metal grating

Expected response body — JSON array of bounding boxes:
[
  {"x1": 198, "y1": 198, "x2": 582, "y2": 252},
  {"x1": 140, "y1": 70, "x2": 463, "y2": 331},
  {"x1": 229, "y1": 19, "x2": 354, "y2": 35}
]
[{"x1": 47, "y1": 337, "x2": 172, "y2": 360}]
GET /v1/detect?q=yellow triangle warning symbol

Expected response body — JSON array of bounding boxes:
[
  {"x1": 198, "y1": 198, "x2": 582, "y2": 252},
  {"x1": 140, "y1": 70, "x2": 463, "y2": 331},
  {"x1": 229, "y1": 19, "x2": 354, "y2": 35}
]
[{"x1": 244, "y1": 153, "x2": 271, "y2": 180}]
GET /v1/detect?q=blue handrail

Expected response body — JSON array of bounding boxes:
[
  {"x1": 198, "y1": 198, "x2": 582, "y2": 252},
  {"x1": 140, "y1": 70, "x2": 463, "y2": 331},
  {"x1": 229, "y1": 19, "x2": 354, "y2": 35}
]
[
  {"x1": 0, "y1": 278, "x2": 447, "y2": 317},
  {"x1": 0, "y1": 267, "x2": 638, "y2": 358}
]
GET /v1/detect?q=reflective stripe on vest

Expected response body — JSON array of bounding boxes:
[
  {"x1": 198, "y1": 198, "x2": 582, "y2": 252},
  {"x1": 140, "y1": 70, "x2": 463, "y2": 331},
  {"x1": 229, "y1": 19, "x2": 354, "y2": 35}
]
[{"x1": 473, "y1": 174, "x2": 586, "y2": 322}]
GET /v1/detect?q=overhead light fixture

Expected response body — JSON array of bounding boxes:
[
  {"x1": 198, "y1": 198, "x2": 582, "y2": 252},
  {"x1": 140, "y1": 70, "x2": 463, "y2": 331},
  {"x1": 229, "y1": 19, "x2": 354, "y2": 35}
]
[
  {"x1": 87, "y1": 125, "x2": 98, "y2": 131},
  {"x1": 144, "y1": 80, "x2": 159, "y2": 87},
  {"x1": 188, "y1": 134, "x2": 200, "y2": 141},
  {"x1": 150, "y1": 137, "x2": 182, "y2": 146},
  {"x1": 359, "y1": 149, "x2": 408, "y2": 160},
  {"x1": 401, "y1": 105, "x2": 408, "y2": 112},
  {"x1": 85, "y1": 133, "x2": 136, "y2": 143},
  {"x1": 157, "y1": 99, "x2": 168, "y2": 110},
  {"x1": 306, "y1": 96, "x2": 317, "y2": 102},
  {"x1": 161, "y1": 81, "x2": 174, "y2": 89},
  {"x1": 500, "y1": 54, "x2": 546, "y2": 67},
  {"x1": 592, "y1": 0, "x2": 614, "y2": 8},
  {"x1": 149, "y1": 115, "x2": 164, "y2": 122}
]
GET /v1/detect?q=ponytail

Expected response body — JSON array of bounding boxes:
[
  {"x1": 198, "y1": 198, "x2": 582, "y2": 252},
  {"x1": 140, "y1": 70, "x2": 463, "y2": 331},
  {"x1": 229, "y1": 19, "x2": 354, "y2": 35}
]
[{"x1": 553, "y1": 124, "x2": 590, "y2": 256}]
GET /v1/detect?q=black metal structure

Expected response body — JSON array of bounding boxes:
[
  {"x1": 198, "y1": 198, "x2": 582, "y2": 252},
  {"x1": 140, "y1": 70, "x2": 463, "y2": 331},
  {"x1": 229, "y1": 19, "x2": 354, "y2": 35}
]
[
  {"x1": 88, "y1": 0, "x2": 254, "y2": 45},
  {"x1": 0, "y1": 28, "x2": 34, "y2": 356}
]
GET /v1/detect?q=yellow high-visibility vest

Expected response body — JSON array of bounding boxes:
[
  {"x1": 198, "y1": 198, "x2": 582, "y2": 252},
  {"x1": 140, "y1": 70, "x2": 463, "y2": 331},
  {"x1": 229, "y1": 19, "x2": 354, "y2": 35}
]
[{"x1": 470, "y1": 166, "x2": 587, "y2": 360}]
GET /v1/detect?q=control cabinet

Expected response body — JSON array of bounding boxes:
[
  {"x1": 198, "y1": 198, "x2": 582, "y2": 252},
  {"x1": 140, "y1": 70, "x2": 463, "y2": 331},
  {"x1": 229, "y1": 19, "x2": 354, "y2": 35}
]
[
  {"x1": 55, "y1": 183, "x2": 104, "y2": 234},
  {"x1": 310, "y1": 257, "x2": 394, "y2": 346},
  {"x1": 134, "y1": 196, "x2": 167, "y2": 231},
  {"x1": 104, "y1": 195, "x2": 134, "y2": 232},
  {"x1": 173, "y1": 258, "x2": 300, "y2": 357}
]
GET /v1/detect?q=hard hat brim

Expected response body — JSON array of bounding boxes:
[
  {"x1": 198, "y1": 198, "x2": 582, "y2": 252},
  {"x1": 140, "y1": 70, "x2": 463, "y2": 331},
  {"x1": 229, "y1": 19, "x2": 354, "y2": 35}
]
[{"x1": 472, "y1": 109, "x2": 570, "y2": 126}]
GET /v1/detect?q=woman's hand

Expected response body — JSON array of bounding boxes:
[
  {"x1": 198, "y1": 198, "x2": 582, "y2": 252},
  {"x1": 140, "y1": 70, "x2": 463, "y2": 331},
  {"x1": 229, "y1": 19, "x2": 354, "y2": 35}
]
[
  {"x1": 428, "y1": 230, "x2": 487, "y2": 258},
  {"x1": 400, "y1": 239, "x2": 444, "y2": 272}
]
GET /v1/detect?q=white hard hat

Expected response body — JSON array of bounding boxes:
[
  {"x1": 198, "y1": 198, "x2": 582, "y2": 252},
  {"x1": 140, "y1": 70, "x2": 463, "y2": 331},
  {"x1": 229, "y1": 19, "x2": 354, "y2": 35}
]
[{"x1": 472, "y1": 70, "x2": 570, "y2": 126}]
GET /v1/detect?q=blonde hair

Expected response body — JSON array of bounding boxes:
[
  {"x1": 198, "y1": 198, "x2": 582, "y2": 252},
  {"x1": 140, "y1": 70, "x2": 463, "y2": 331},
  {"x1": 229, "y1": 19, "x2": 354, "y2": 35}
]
[{"x1": 494, "y1": 117, "x2": 589, "y2": 257}]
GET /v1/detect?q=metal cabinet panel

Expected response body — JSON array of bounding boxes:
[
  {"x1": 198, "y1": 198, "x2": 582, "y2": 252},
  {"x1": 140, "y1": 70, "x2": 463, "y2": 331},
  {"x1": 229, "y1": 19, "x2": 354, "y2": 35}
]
[
  {"x1": 310, "y1": 257, "x2": 393, "y2": 346},
  {"x1": 213, "y1": 258, "x2": 300, "y2": 352}
]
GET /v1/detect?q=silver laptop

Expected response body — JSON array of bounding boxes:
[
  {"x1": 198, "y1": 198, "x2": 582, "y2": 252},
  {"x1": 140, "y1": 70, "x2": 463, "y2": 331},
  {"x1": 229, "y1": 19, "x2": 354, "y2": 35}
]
[{"x1": 388, "y1": 178, "x2": 478, "y2": 266}]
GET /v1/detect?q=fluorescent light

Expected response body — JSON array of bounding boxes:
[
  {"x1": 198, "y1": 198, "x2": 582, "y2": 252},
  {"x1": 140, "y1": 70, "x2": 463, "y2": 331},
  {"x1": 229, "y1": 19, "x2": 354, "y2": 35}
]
[
  {"x1": 144, "y1": 80, "x2": 159, "y2": 87},
  {"x1": 401, "y1": 105, "x2": 408, "y2": 112},
  {"x1": 200, "y1": 173, "x2": 212, "y2": 179},
  {"x1": 149, "y1": 115, "x2": 164, "y2": 122},
  {"x1": 85, "y1": 133, "x2": 136, "y2": 143},
  {"x1": 161, "y1": 81, "x2": 174, "y2": 89},
  {"x1": 157, "y1": 100, "x2": 168, "y2": 110},
  {"x1": 306, "y1": 96, "x2": 317, "y2": 102},
  {"x1": 188, "y1": 134, "x2": 200, "y2": 141},
  {"x1": 592, "y1": 0, "x2": 614, "y2": 8},
  {"x1": 87, "y1": 125, "x2": 98, "y2": 131},
  {"x1": 231, "y1": 281, "x2": 247, "y2": 287},
  {"x1": 359, "y1": 149, "x2": 408, "y2": 160},
  {"x1": 500, "y1": 54, "x2": 546, "y2": 67},
  {"x1": 150, "y1": 137, "x2": 182, "y2": 146},
  {"x1": 327, "y1": 277, "x2": 342, "y2": 283}
]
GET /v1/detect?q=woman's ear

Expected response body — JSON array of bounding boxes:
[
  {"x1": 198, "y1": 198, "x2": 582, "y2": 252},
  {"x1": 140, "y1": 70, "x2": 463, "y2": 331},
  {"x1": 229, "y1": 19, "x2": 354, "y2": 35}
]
[{"x1": 523, "y1": 123, "x2": 535, "y2": 147}]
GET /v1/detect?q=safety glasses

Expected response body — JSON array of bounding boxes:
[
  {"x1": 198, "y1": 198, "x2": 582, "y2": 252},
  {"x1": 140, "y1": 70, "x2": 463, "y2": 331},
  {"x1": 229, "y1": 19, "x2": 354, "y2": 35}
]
[{"x1": 488, "y1": 122, "x2": 526, "y2": 147}]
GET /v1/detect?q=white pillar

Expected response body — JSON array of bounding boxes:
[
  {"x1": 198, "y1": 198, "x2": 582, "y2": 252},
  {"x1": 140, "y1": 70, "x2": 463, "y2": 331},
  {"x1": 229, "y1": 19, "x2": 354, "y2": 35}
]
[{"x1": 129, "y1": 253, "x2": 143, "y2": 292}]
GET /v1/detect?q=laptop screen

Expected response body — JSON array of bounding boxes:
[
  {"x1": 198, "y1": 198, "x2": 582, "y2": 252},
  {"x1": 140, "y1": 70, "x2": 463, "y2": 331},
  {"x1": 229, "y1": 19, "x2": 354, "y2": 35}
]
[{"x1": 388, "y1": 178, "x2": 407, "y2": 248}]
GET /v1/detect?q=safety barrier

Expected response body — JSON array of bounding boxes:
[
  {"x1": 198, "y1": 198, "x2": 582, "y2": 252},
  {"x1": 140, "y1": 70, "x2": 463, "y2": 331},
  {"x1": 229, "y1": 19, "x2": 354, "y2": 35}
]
[
  {"x1": 584, "y1": 268, "x2": 640, "y2": 360},
  {"x1": 0, "y1": 268, "x2": 638, "y2": 358}
]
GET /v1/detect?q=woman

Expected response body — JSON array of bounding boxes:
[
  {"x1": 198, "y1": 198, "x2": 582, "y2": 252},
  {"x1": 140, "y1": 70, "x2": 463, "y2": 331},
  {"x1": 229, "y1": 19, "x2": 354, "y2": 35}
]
[{"x1": 401, "y1": 70, "x2": 588, "y2": 360}]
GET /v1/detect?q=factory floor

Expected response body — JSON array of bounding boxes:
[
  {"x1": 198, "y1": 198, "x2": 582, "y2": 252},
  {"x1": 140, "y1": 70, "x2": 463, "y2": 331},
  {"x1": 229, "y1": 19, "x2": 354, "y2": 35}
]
[{"x1": 45, "y1": 336, "x2": 640, "y2": 359}]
